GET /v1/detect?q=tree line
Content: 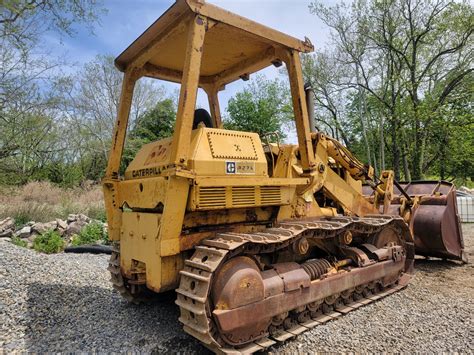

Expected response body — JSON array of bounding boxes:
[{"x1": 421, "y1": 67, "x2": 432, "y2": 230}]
[
  {"x1": 304, "y1": 0, "x2": 473, "y2": 182},
  {"x1": 0, "y1": 0, "x2": 472, "y2": 187},
  {"x1": 1, "y1": 1, "x2": 177, "y2": 185}
]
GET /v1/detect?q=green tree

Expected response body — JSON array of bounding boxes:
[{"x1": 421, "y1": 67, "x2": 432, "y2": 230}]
[
  {"x1": 1, "y1": 0, "x2": 105, "y2": 47},
  {"x1": 0, "y1": 110, "x2": 62, "y2": 184},
  {"x1": 225, "y1": 76, "x2": 293, "y2": 139},
  {"x1": 0, "y1": 0, "x2": 105, "y2": 186},
  {"x1": 308, "y1": 0, "x2": 473, "y2": 181},
  {"x1": 122, "y1": 98, "x2": 177, "y2": 168},
  {"x1": 130, "y1": 98, "x2": 176, "y2": 142}
]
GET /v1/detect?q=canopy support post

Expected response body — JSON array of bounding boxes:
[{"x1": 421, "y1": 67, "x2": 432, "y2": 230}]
[
  {"x1": 105, "y1": 68, "x2": 141, "y2": 179},
  {"x1": 170, "y1": 15, "x2": 207, "y2": 167},
  {"x1": 284, "y1": 50, "x2": 316, "y2": 172},
  {"x1": 203, "y1": 84, "x2": 223, "y2": 128}
]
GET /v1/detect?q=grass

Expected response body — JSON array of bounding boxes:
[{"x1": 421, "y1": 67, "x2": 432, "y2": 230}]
[
  {"x1": 71, "y1": 221, "x2": 109, "y2": 246},
  {"x1": 87, "y1": 205, "x2": 107, "y2": 222},
  {"x1": 0, "y1": 181, "x2": 105, "y2": 223},
  {"x1": 0, "y1": 181, "x2": 109, "y2": 253},
  {"x1": 33, "y1": 230, "x2": 65, "y2": 254},
  {"x1": 11, "y1": 236, "x2": 28, "y2": 248}
]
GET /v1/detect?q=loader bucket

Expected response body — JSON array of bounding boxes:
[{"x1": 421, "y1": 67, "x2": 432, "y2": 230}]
[{"x1": 392, "y1": 181, "x2": 466, "y2": 262}]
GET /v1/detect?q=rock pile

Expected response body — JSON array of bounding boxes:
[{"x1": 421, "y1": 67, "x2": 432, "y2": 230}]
[
  {"x1": 0, "y1": 217, "x2": 15, "y2": 238},
  {"x1": 0, "y1": 214, "x2": 107, "y2": 248}
]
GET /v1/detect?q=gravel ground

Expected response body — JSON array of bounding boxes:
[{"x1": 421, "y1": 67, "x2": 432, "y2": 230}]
[{"x1": 1, "y1": 225, "x2": 473, "y2": 353}]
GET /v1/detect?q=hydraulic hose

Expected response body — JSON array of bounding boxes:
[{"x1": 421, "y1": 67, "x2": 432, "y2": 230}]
[{"x1": 64, "y1": 244, "x2": 112, "y2": 254}]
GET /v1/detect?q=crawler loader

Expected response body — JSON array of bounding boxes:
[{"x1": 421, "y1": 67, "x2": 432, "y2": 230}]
[{"x1": 103, "y1": 0, "x2": 466, "y2": 353}]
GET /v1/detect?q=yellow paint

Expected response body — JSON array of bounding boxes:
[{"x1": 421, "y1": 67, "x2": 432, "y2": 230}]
[{"x1": 103, "y1": 0, "x2": 393, "y2": 294}]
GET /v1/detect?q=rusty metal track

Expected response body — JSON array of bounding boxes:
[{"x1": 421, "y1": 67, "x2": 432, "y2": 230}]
[
  {"x1": 108, "y1": 243, "x2": 149, "y2": 304},
  {"x1": 176, "y1": 216, "x2": 413, "y2": 354}
]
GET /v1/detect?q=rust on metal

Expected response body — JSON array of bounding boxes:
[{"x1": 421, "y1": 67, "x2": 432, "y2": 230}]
[
  {"x1": 176, "y1": 216, "x2": 414, "y2": 352},
  {"x1": 213, "y1": 257, "x2": 404, "y2": 337},
  {"x1": 393, "y1": 181, "x2": 466, "y2": 262}
]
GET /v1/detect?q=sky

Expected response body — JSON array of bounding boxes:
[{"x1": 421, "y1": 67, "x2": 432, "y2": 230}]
[{"x1": 45, "y1": 0, "x2": 334, "y2": 126}]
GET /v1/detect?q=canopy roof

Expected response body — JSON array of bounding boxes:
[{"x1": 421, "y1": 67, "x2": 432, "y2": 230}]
[{"x1": 115, "y1": 0, "x2": 314, "y2": 87}]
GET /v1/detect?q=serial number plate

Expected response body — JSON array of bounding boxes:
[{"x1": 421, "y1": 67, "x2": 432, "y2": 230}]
[{"x1": 226, "y1": 161, "x2": 255, "y2": 175}]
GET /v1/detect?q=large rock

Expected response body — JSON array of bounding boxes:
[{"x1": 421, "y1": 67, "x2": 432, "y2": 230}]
[
  {"x1": 32, "y1": 221, "x2": 57, "y2": 235},
  {"x1": 66, "y1": 220, "x2": 87, "y2": 236},
  {"x1": 77, "y1": 214, "x2": 91, "y2": 223},
  {"x1": 0, "y1": 229, "x2": 13, "y2": 238},
  {"x1": 0, "y1": 217, "x2": 15, "y2": 234},
  {"x1": 56, "y1": 219, "x2": 67, "y2": 230},
  {"x1": 56, "y1": 219, "x2": 67, "y2": 237},
  {"x1": 66, "y1": 213, "x2": 90, "y2": 224},
  {"x1": 14, "y1": 226, "x2": 31, "y2": 239},
  {"x1": 67, "y1": 214, "x2": 77, "y2": 223}
]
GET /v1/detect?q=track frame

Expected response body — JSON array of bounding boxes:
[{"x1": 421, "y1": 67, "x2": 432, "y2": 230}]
[{"x1": 175, "y1": 215, "x2": 414, "y2": 354}]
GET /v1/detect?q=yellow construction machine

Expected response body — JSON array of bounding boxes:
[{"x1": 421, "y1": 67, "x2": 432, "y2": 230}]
[{"x1": 103, "y1": 0, "x2": 466, "y2": 353}]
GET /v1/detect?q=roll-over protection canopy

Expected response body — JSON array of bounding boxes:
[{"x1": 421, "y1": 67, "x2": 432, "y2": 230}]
[{"x1": 114, "y1": 0, "x2": 314, "y2": 87}]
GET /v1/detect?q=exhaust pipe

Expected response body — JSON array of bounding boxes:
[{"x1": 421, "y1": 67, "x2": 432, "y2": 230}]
[{"x1": 304, "y1": 83, "x2": 317, "y2": 133}]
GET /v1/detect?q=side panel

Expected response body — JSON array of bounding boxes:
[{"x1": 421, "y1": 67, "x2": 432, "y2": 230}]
[
  {"x1": 160, "y1": 176, "x2": 191, "y2": 256},
  {"x1": 120, "y1": 212, "x2": 162, "y2": 291},
  {"x1": 119, "y1": 178, "x2": 167, "y2": 209},
  {"x1": 119, "y1": 176, "x2": 190, "y2": 292},
  {"x1": 120, "y1": 218, "x2": 188, "y2": 292}
]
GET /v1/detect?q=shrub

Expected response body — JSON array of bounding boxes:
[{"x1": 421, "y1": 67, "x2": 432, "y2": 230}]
[
  {"x1": 13, "y1": 211, "x2": 31, "y2": 227},
  {"x1": 11, "y1": 236, "x2": 28, "y2": 248},
  {"x1": 33, "y1": 230, "x2": 65, "y2": 254},
  {"x1": 72, "y1": 222, "x2": 108, "y2": 246},
  {"x1": 87, "y1": 205, "x2": 107, "y2": 222}
]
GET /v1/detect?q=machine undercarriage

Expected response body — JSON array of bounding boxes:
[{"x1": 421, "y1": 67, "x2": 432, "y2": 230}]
[
  {"x1": 177, "y1": 216, "x2": 413, "y2": 352},
  {"x1": 109, "y1": 215, "x2": 415, "y2": 353}
]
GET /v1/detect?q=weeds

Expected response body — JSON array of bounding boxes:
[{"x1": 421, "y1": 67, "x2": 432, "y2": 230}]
[
  {"x1": 87, "y1": 205, "x2": 107, "y2": 222},
  {"x1": 33, "y1": 230, "x2": 65, "y2": 254},
  {"x1": 11, "y1": 236, "x2": 28, "y2": 248},
  {"x1": 0, "y1": 181, "x2": 105, "y2": 223},
  {"x1": 10, "y1": 204, "x2": 56, "y2": 226},
  {"x1": 71, "y1": 222, "x2": 108, "y2": 246}
]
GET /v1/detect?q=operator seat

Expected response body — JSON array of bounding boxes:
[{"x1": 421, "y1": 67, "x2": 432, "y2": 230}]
[{"x1": 192, "y1": 108, "x2": 214, "y2": 129}]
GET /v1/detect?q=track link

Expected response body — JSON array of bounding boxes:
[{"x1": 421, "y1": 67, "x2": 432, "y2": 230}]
[
  {"x1": 108, "y1": 243, "x2": 151, "y2": 304},
  {"x1": 176, "y1": 216, "x2": 414, "y2": 354}
]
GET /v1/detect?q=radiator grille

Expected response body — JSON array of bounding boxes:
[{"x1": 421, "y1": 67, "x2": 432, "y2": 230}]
[
  {"x1": 232, "y1": 186, "x2": 256, "y2": 206},
  {"x1": 197, "y1": 186, "x2": 226, "y2": 209},
  {"x1": 195, "y1": 185, "x2": 285, "y2": 210},
  {"x1": 261, "y1": 186, "x2": 282, "y2": 205}
]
